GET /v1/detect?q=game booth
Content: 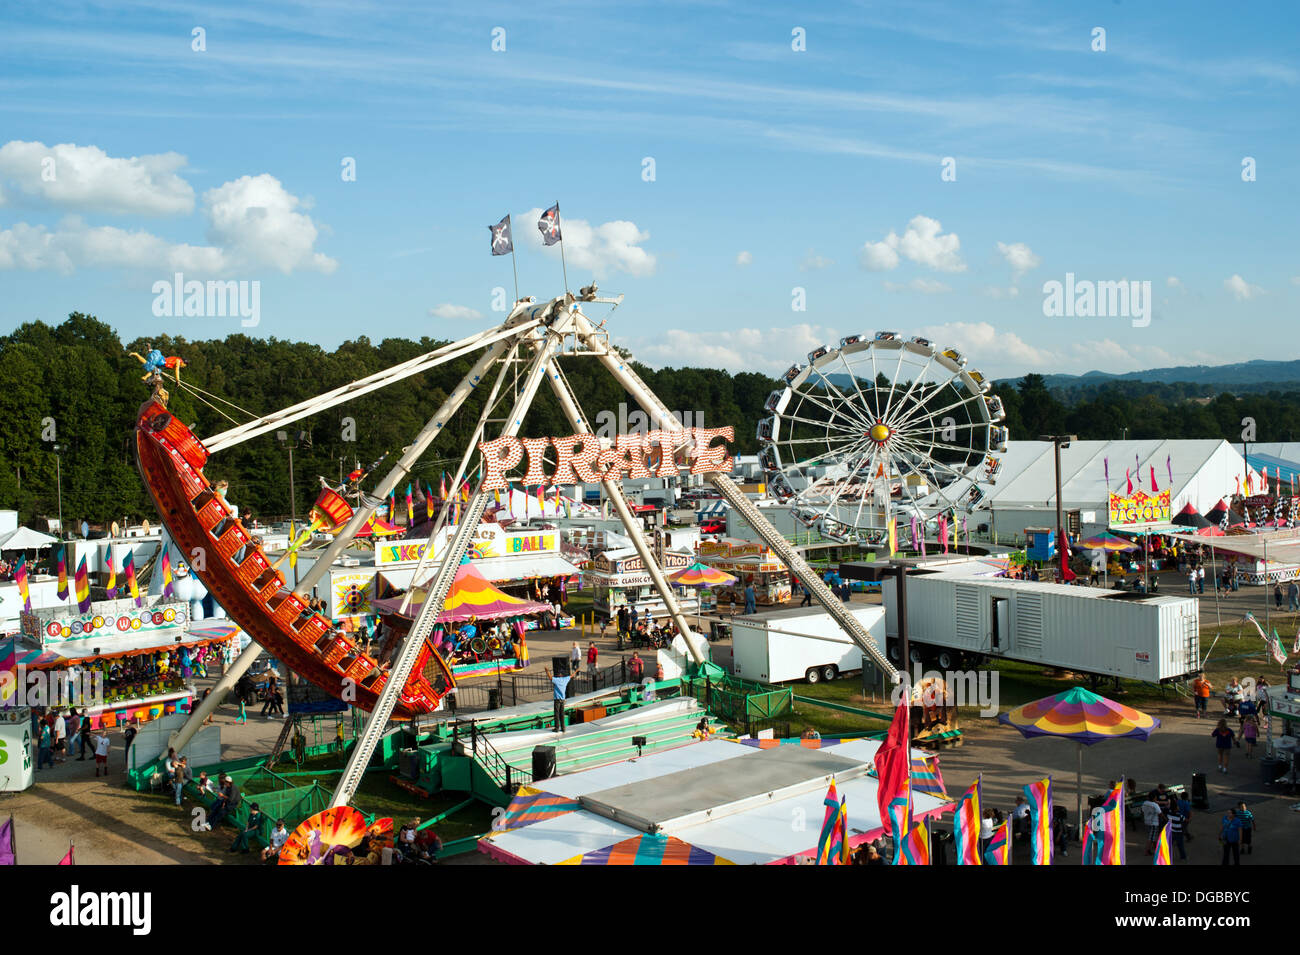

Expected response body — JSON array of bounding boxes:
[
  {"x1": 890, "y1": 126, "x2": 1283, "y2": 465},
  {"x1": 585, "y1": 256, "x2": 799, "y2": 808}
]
[
  {"x1": 588, "y1": 547, "x2": 696, "y2": 619},
  {"x1": 15, "y1": 597, "x2": 238, "y2": 728},
  {"x1": 695, "y1": 538, "x2": 791, "y2": 607}
]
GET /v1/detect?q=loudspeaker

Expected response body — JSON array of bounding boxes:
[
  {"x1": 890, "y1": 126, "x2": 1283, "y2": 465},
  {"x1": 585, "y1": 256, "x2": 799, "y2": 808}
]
[
  {"x1": 532, "y1": 745, "x2": 557, "y2": 781},
  {"x1": 552, "y1": 656, "x2": 570, "y2": 677},
  {"x1": 1190, "y1": 772, "x2": 1209, "y2": 810}
]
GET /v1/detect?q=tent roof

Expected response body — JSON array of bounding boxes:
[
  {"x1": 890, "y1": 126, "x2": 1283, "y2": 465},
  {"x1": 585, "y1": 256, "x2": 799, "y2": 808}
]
[
  {"x1": 372, "y1": 561, "x2": 551, "y2": 622},
  {"x1": 0, "y1": 527, "x2": 59, "y2": 551}
]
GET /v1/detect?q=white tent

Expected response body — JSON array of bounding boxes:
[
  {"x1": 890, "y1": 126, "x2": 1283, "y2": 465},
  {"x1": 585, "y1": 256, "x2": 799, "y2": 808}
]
[{"x1": 0, "y1": 526, "x2": 58, "y2": 551}]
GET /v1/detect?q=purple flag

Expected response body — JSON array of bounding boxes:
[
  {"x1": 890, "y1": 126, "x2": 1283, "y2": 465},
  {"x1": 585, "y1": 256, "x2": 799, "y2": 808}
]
[
  {"x1": 1167, "y1": 455, "x2": 1173, "y2": 485},
  {"x1": 1104, "y1": 457, "x2": 1109, "y2": 486},
  {"x1": 0, "y1": 816, "x2": 14, "y2": 866}
]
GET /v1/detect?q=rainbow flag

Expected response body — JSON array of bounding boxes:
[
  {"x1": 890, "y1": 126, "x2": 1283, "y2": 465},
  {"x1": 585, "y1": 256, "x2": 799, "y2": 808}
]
[
  {"x1": 104, "y1": 550, "x2": 117, "y2": 599},
  {"x1": 453, "y1": 498, "x2": 461, "y2": 526},
  {"x1": 56, "y1": 544, "x2": 68, "y2": 600},
  {"x1": 440, "y1": 473, "x2": 448, "y2": 499},
  {"x1": 815, "y1": 780, "x2": 847, "y2": 865},
  {"x1": 74, "y1": 554, "x2": 91, "y2": 613},
  {"x1": 14, "y1": 555, "x2": 31, "y2": 613},
  {"x1": 161, "y1": 548, "x2": 175, "y2": 597},
  {"x1": 896, "y1": 822, "x2": 930, "y2": 865},
  {"x1": 1083, "y1": 780, "x2": 1126, "y2": 865},
  {"x1": 1024, "y1": 777, "x2": 1053, "y2": 865},
  {"x1": 124, "y1": 548, "x2": 141, "y2": 607},
  {"x1": 536, "y1": 483, "x2": 545, "y2": 514},
  {"x1": 886, "y1": 782, "x2": 912, "y2": 864},
  {"x1": 406, "y1": 483, "x2": 414, "y2": 524},
  {"x1": 1, "y1": 638, "x2": 18, "y2": 704},
  {"x1": 461, "y1": 478, "x2": 470, "y2": 503},
  {"x1": 954, "y1": 777, "x2": 982, "y2": 865},
  {"x1": 983, "y1": 821, "x2": 1010, "y2": 865},
  {"x1": 887, "y1": 518, "x2": 897, "y2": 557},
  {"x1": 1154, "y1": 822, "x2": 1171, "y2": 866},
  {"x1": 911, "y1": 755, "x2": 946, "y2": 798}
]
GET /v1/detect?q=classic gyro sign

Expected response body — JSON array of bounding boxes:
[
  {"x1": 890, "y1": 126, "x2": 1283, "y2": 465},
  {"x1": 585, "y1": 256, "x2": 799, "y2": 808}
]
[{"x1": 477, "y1": 427, "x2": 735, "y2": 490}]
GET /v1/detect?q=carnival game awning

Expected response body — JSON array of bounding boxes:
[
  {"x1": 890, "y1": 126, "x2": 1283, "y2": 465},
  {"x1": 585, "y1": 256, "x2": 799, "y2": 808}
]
[
  {"x1": 16, "y1": 622, "x2": 239, "y2": 670},
  {"x1": 469, "y1": 553, "x2": 579, "y2": 582},
  {"x1": 372, "y1": 561, "x2": 551, "y2": 623}
]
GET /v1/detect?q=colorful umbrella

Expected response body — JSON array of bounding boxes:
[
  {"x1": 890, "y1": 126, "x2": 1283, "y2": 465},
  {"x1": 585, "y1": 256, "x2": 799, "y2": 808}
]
[
  {"x1": 668, "y1": 561, "x2": 737, "y2": 588},
  {"x1": 999, "y1": 686, "x2": 1160, "y2": 830},
  {"x1": 1078, "y1": 532, "x2": 1139, "y2": 552},
  {"x1": 559, "y1": 833, "x2": 734, "y2": 865}
]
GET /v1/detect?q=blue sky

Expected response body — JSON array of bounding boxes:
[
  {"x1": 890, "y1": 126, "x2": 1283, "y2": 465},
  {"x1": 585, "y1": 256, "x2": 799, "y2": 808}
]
[{"x1": 1, "y1": 0, "x2": 1297, "y2": 378}]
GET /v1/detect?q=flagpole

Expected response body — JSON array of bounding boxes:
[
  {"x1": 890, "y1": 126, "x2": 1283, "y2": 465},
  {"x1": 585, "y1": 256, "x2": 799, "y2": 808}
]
[
  {"x1": 556, "y1": 201, "x2": 569, "y2": 293},
  {"x1": 510, "y1": 247, "x2": 520, "y2": 306}
]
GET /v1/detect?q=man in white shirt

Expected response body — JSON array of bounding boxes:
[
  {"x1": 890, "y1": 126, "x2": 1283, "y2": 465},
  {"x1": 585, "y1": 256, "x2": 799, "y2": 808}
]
[
  {"x1": 263, "y1": 820, "x2": 290, "y2": 862},
  {"x1": 94, "y1": 732, "x2": 112, "y2": 777},
  {"x1": 1141, "y1": 792, "x2": 1164, "y2": 855},
  {"x1": 1011, "y1": 795, "x2": 1031, "y2": 842}
]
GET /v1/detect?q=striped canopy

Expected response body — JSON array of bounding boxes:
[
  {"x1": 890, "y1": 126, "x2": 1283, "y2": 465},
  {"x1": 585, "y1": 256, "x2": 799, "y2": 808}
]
[
  {"x1": 1078, "y1": 532, "x2": 1139, "y2": 552},
  {"x1": 374, "y1": 561, "x2": 551, "y2": 623},
  {"x1": 496, "y1": 786, "x2": 581, "y2": 832},
  {"x1": 668, "y1": 561, "x2": 737, "y2": 588},
  {"x1": 559, "y1": 833, "x2": 734, "y2": 865},
  {"x1": 998, "y1": 686, "x2": 1160, "y2": 745},
  {"x1": 732, "y1": 736, "x2": 860, "y2": 750}
]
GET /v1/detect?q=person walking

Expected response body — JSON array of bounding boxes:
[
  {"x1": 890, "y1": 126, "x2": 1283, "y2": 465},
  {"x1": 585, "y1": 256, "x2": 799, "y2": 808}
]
[
  {"x1": 1197, "y1": 565, "x2": 1205, "y2": 594},
  {"x1": 173, "y1": 756, "x2": 188, "y2": 806},
  {"x1": 36, "y1": 720, "x2": 54, "y2": 770},
  {"x1": 799, "y1": 577, "x2": 813, "y2": 607},
  {"x1": 1274, "y1": 582, "x2": 1284, "y2": 609},
  {"x1": 628, "y1": 651, "x2": 645, "y2": 685},
  {"x1": 586, "y1": 641, "x2": 598, "y2": 681},
  {"x1": 1188, "y1": 566, "x2": 1197, "y2": 595},
  {"x1": 1191, "y1": 673, "x2": 1212, "y2": 719},
  {"x1": 569, "y1": 641, "x2": 582, "y2": 677},
  {"x1": 1141, "y1": 791, "x2": 1163, "y2": 856},
  {"x1": 1220, "y1": 808, "x2": 1242, "y2": 865},
  {"x1": 93, "y1": 730, "x2": 111, "y2": 777},
  {"x1": 76, "y1": 712, "x2": 92, "y2": 761},
  {"x1": 1166, "y1": 802, "x2": 1188, "y2": 861},
  {"x1": 743, "y1": 581, "x2": 757, "y2": 615},
  {"x1": 617, "y1": 605, "x2": 629, "y2": 647},
  {"x1": 52, "y1": 709, "x2": 67, "y2": 763},
  {"x1": 1288, "y1": 580, "x2": 1299, "y2": 612},
  {"x1": 1212, "y1": 719, "x2": 1236, "y2": 773},
  {"x1": 1242, "y1": 715, "x2": 1259, "y2": 757}
]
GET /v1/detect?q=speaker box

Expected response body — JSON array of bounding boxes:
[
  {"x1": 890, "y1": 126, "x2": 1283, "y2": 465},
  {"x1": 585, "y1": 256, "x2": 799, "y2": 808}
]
[
  {"x1": 551, "y1": 656, "x2": 570, "y2": 677},
  {"x1": 1190, "y1": 772, "x2": 1209, "y2": 810},
  {"x1": 532, "y1": 745, "x2": 557, "y2": 781}
]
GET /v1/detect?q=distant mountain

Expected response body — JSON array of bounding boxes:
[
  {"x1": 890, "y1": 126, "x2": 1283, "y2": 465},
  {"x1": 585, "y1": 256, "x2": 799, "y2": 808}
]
[{"x1": 997, "y1": 359, "x2": 1300, "y2": 394}]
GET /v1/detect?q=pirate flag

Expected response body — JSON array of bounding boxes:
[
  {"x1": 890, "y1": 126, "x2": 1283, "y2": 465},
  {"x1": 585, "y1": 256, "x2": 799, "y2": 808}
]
[
  {"x1": 537, "y1": 203, "x2": 562, "y2": 246},
  {"x1": 488, "y1": 215, "x2": 513, "y2": 256}
]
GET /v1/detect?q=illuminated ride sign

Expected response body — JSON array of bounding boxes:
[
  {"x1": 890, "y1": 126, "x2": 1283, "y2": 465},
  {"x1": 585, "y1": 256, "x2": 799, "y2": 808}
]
[
  {"x1": 477, "y1": 427, "x2": 735, "y2": 491},
  {"x1": 1108, "y1": 489, "x2": 1171, "y2": 529}
]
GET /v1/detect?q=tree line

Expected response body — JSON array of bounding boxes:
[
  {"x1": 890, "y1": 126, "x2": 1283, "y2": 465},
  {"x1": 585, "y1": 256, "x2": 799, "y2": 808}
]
[{"x1": 0, "y1": 318, "x2": 1293, "y2": 529}]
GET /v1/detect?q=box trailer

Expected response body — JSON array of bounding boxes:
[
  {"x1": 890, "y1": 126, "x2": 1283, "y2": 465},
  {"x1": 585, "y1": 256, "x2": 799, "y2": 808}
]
[
  {"x1": 881, "y1": 574, "x2": 1199, "y2": 683},
  {"x1": 730, "y1": 605, "x2": 885, "y2": 684}
]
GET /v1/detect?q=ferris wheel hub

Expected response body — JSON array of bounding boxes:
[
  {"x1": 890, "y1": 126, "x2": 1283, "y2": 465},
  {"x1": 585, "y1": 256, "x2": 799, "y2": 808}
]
[{"x1": 869, "y1": 422, "x2": 891, "y2": 443}]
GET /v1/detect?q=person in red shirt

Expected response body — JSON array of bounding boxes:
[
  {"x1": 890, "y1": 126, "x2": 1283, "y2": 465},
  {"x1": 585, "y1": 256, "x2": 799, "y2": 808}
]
[{"x1": 586, "y1": 641, "x2": 598, "y2": 673}]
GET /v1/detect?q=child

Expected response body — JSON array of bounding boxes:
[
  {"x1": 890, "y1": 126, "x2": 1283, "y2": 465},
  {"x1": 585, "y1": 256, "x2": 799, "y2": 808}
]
[
  {"x1": 1236, "y1": 801, "x2": 1256, "y2": 856},
  {"x1": 93, "y1": 731, "x2": 111, "y2": 777},
  {"x1": 1242, "y1": 715, "x2": 1259, "y2": 757}
]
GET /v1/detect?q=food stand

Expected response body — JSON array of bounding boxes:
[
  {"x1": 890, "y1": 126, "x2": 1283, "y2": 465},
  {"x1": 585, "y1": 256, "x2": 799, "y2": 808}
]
[
  {"x1": 588, "y1": 547, "x2": 695, "y2": 618},
  {"x1": 696, "y1": 538, "x2": 791, "y2": 606}
]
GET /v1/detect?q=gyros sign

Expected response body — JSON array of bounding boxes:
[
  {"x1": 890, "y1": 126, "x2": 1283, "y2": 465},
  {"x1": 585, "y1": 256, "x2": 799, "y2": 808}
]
[{"x1": 478, "y1": 427, "x2": 735, "y2": 490}]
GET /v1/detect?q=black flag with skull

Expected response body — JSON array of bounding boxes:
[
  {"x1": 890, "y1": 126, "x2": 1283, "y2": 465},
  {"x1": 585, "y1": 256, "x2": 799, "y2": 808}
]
[
  {"x1": 537, "y1": 203, "x2": 562, "y2": 246},
  {"x1": 488, "y1": 215, "x2": 513, "y2": 256}
]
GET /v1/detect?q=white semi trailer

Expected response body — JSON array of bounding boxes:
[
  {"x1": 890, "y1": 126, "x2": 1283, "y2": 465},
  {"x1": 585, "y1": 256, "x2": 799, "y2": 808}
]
[
  {"x1": 730, "y1": 605, "x2": 886, "y2": 684},
  {"x1": 881, "y1": 574, "x2": 1200, "y2": 683}
]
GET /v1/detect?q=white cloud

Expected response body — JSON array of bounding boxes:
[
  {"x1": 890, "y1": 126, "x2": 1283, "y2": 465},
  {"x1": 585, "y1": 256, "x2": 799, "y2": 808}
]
[
  {"x1": 1290, "y1": 276, "x2": 1300, "y2": 286},
  {"x1": 1224, "y1": 273, "x2": 1263, "y2": 301},
  {"x1": 635, "y1": 324, "x2": 838, "y2": 374},
  {"x1": 1166, "y1": 275, "x2": 1184, "y2": 290},
  {"x1": 883, "y1": 278, "x2": 951, "y2": 294},
  {"x1": 859, "y1": 215, "x2": 965, "y2": 272},
  {"x1": 916, "y1": 321, "x2": 1052, "y2": 368},
  {"x1": 0, "y1": 140, "x2": 194, "y2": 215},
  {"x1": 995, "y1": 240, "x2": 1040, "y2": 278},
  {"x1": 0, "y1": 172, "x2": 336, "y2": 275},
  {"x1": 982, "y1": 285, "x2": 1021, "y2": 299},
  {"x1": 799, "y1": 250, "x2": 834, "y2": 271},
  {"x1": 735, "y1": 250, "x2": 752, "y2": 267},
  {"x1": 429, "y1": 303, "x2": 483, "y2": 320},
  {"x1": 523, "y1": 208, "x2": 655, "y2": 278},
  {"x1": 204, "y1": 174, "x2": 336, "y2": 274}
]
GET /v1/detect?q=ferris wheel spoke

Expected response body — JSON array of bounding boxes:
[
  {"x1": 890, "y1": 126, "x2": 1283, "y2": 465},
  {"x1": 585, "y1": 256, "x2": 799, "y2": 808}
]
[
  {"x1": 790, "y1": 384, "x2": 872, "y2": 435},
  {"x1": 886, "y1": 370, "x2": 975, "y2": 432},
  {"x1": 777, "y1": 410, "x2": 868, "y2": 438},
  {"x1": 781, "y1": 437, "x2": 873, "y2": 476},
  {"x1": 799, "y1": 371, "x2": 875, "y2": 431},
  {"x1": 880, "y1": 353, "x2": 940, "y2": 432},
  {"x1": 885, "y1": 365, "x2": 966, "y2": 429},
  {"x1": 838, "y1": 350, "x2": 879, "y2": 425},
  {"x1": 890, "y1": 388, "x2": 984, "y2": 436},
  {"x1": 881, "y1": 349, "x2": 934, "y2": 428}
]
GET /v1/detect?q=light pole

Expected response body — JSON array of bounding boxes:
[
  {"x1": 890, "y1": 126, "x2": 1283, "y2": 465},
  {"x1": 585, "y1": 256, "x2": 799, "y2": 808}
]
[
  {"x1": 276, "y1": 429, "x2": 312, "y2": 526},
  {"x1": 1040, "y1": 434, "x2": 1078, "y2": 583},
  {"x1": 51, "y1": 443, "x2": 64, "y2": 538}
]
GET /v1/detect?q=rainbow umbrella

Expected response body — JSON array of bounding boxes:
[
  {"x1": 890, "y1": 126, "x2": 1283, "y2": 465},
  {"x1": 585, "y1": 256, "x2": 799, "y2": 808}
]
[
  {"x1": 999, "y1": 686, "x2": 1160, "y2": 830},
  {"x1": 668, "y1": 561, "x2": 737, "y2": 629},
  {"x1": 1078, "y1": 532, "x2": 1139, "y2": 551},
  {"x1": 559, "y1": 833, "x2": 733, "y2": 865},
  {"x1": 373, "y1": 561, "x2": 552, "y2": 623}
]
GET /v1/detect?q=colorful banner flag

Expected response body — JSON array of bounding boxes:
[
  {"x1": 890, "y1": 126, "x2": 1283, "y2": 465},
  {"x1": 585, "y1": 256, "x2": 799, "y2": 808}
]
[
  {"x1": 440, "y1": 473, "x2": 448, "y2": 499},
  {"x1": 74, "y1": 554, "x2": 91, "y2": 613},
  {"x1": 1083, "y1": 780, "x2": 1126, "y2": 865},
  {"x1": 0, "y1": 640, "x2": 17, "y2": 706},
  {"x1": 1150, "y1": 465, "x2": 1158, "y2": 493},
  {"x1": 57, "y1": 844, "x2": 74, "y2": 866},
  {"x1": 1126, "y1": 468, "x2": 1132, "y2": 495},
  {"x1": 1154, "y1": 822, "x2": 1171, "y2": 865},
  {"x1": 911, "y1": 755, "x2": 946, "y2": 798},
  {"x1": 0, "y1": 816, "x2": 14, "y2": 866},
  {"x1": 887, "y1": 518, "x2": 897, "y2": 557},
  {"x1": 14, "y1": 555, "x2": 31, "y2": 613},
  {"x1": 896, "y1": 822, "x2": 930, "y2": 866},
  {"x1": 1024, "y1": 777, "x2": 1053, "y2": 865},
  {"x1": 160, "y1": 548, "x2": 174, "y2": 598},
  {"x1": 983, "y1": 821, "x2": 1010, "y2": 865},
  {"x1": 105, "y1": 550, "x2": 117, "y2": 600},
  {"x1": 874, "y1": 700, "x2": 911, "y2": 860},
  {"x1": 537, "y1": 483, "x2": 546, "y2": 514},
  {"x1": 56, "y1": 544, "x2": 68, "y2": 600},
  {"x1": 462, "y1": 478, "x2": 471, "y2": 503},
  {"x1": 954, "y1": 777, "x2": 982, "y2": 865},
  {"x1": 1271, "y1": 629, "x2": 1288, "y2": 666},
  {"x1": 124, "y1": 548, "x2": 141, "y2": 607},
  {"x1": 406, "y1": 483, "x2": 414, "y2": 524},
  {"x1": 938, "y1": 514, "x2": 949, "y2": 554},
  {"x1": 1245, "y1": 612, "x2": 1269, "y2": 642},
  {"x1": 815, "y1": 780, "x2": 847, "y2": 865}
]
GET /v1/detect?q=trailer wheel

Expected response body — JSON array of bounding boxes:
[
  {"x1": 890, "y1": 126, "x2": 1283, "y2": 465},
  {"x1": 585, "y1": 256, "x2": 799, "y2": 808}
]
[
  {"x1": 936, "y1": 650, "x2": 956, "y2": 670},
  {"x1": 805, "y1": 667, "x2": 822, "y2": 685},
  {"x1": 887, "y1": 642, "x2": 902, "y2": 663},
  {"x1": 821, "y1": 665, "x2": 838, "y2": 683},
  {"x1": 909, "y1": 646, "x2": 925, "y2": 665}
]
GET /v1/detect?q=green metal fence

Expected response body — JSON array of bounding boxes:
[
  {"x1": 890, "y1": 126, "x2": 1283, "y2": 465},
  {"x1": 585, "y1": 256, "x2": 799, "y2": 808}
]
[{"x1": 683, "y1": 674, "x2": 792, "y2": 723}]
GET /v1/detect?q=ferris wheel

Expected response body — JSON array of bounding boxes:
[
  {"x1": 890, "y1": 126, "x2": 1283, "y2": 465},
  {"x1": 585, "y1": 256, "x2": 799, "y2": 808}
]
[{"x1": 757, "y1": 331, "x2": 1008, "y2": 542}]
